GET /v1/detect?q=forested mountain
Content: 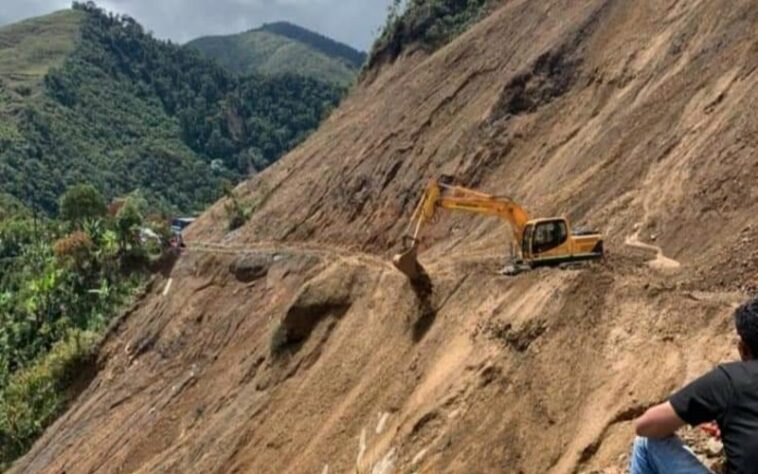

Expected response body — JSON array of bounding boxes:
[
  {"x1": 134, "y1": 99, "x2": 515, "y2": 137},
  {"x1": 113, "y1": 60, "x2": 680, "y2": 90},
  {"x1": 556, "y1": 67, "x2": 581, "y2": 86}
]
[
  {"x1": 187, "y1": 22, "x2": 366, "y2": 86},
  {"x1": 0, "y1": 3, "x2": 343, "y2": 215}
]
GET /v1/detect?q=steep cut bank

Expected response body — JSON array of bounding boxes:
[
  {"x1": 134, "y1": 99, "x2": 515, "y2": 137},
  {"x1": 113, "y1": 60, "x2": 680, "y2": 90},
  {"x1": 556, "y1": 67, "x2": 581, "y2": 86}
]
[{"x1": 12, "y1": 0, "x2": 757, "y2": 473}]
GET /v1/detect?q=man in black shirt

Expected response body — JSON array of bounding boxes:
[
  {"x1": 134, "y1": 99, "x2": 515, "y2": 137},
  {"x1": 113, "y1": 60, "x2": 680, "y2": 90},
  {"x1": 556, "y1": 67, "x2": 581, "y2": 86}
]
[{"x1": 629, "y1": 297, "x2": 758, "y2": 474}]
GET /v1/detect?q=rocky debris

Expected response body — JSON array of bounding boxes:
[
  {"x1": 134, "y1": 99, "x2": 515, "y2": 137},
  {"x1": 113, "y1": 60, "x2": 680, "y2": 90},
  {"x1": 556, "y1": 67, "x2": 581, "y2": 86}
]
[
  {"x1": 229, "y1": 255, "x2": 269, "y2": 282},
  {"x1": 693, "y1": 224, "x2": 758, "y2": 294},
  {"x1": 274, "y1": 263, "x2": 360, "y2": 352},
  {"x1": 479, "y1": 317, "x2": 547, "y2": 352},
  {"x1": 680, "y1": 427, "x2": 726, "y2": 474},
  {"x1": 491, "y1": 48, "x2": 578, "y2": 121}
]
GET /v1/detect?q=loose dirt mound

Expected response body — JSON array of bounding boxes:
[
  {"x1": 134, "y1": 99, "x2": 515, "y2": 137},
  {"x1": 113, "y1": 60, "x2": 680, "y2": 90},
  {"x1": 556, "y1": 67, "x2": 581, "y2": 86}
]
[{"x1": 12, "y1": 0, "x2": 757, "y2": 473}]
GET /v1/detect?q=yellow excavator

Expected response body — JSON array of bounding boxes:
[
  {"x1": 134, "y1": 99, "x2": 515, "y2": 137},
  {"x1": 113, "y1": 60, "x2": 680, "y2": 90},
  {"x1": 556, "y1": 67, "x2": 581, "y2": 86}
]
[{"x1": 392, "y1": 178, "x2": 604, "y2": 280}]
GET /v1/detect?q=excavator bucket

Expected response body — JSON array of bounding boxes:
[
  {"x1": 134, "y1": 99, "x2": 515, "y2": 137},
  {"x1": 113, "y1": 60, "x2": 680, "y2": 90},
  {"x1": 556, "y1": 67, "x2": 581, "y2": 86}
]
[{"x1": 392, "y1": 246, "x2": 423, "y2": 281}]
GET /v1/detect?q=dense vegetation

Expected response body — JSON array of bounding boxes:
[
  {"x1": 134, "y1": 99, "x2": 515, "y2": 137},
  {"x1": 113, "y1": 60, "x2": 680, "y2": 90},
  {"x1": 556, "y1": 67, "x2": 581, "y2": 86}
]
[
  {"x1": 0, "y1": 3, "x2": 343, "y2": 215},
  {"x1": 368, "y1": 0, "x2": 491, "y2": 67},
  {"x1": 0, "y1": 186, "x2": 163, "y2": 468},
  {"x1": 187, "y1": 22, "x2": 366, "y2": 87}
]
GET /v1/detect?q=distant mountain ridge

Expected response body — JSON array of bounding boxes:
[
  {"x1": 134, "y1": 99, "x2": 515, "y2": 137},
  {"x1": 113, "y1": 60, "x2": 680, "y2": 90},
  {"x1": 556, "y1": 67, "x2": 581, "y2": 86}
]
[
  {"x1": 187, "y1": 21, "x2": 366, "y2": 86},
  {"x1": 0, "y1": 5, "x2": 343, "y2": 214},
  {"x1": 258, "y1": 22, "x2": 366, "y2": 68}
]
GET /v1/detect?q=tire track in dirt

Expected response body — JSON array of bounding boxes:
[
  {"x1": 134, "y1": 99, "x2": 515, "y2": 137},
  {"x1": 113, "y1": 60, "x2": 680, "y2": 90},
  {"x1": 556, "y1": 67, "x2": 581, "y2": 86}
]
[{"x1": 186, "y1": 241, "x2": 396, "y2": 272}]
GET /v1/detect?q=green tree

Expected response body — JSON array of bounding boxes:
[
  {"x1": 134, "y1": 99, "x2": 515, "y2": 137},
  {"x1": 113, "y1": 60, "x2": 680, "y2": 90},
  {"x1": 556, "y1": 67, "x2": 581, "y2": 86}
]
[
  {"x1": 0, "y1": 194, "x2": 30, "y2": 221},
  {"x1": 115, "y1": 199, "x2": 143, "y2": 252},
  {"x1": 58, "y1": 184, "x2": 106, "y2": 224}
]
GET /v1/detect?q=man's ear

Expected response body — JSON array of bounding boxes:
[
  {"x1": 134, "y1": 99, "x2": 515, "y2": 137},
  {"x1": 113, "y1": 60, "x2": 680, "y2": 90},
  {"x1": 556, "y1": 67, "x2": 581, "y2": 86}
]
[{"x1": 738, "y1": 338, "x2": 753, "y2": 361}]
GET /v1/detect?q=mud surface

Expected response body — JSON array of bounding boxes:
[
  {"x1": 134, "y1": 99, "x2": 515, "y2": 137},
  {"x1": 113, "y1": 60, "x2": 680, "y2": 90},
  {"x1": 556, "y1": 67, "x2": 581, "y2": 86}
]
[{"x1": 12, "y1": 0, "x2": 758, "y2": 473}]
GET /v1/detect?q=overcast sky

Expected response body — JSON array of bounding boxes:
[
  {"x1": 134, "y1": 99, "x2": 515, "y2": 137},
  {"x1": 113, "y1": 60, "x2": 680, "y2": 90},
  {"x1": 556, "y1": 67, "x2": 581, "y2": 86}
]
[{"x1": 0, "y1": 0, "x2": 394, "y2": 50}]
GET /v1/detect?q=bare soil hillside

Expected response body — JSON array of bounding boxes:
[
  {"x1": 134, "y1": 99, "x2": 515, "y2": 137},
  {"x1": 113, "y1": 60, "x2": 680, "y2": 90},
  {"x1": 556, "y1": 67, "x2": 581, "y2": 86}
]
[{"x1": 12, "y1": 0, "x2": 757, "y2": 473}]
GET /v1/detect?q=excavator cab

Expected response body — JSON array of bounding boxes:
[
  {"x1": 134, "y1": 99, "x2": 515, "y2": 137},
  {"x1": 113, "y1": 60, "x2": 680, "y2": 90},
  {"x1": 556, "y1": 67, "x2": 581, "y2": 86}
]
[
  {"x1": 521, "y1": 218, "x2": 603, "y2": 268},
  {"x1": 522, "y1": 219, "x2": 569, "y2": 260}
]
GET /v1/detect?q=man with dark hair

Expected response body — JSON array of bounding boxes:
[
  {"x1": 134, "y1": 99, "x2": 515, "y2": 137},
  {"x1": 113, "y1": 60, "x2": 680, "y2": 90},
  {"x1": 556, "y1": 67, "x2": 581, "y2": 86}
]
[{"x1": 630, "y1": 297, "x2": 758, "y2": 474}]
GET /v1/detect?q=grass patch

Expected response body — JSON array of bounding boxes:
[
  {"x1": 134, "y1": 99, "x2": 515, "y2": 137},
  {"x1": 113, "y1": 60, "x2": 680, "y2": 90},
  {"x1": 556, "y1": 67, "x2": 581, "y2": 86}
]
[
  {"x1": 0, "y1": 9, "x2": 85, "y2": 95},
  {"x1": 0, "y1": 329, "x2": 98, "y2": 469},
  {"x1": 223, "y1": 186, "x2": 253, "y2": 232},
  {"x1": 0, "y1": 9, "x2": 84, "y2": 152},
  {"x1": 223, "y1": 181, "x2": 273, "y2": 232}
]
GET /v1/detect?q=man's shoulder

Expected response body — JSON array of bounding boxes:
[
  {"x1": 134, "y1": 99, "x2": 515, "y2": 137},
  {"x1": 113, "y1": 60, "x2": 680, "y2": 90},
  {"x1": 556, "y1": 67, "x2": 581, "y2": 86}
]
[{"x1": 717, "y1": 360, "x2": 758, "y2": 388}]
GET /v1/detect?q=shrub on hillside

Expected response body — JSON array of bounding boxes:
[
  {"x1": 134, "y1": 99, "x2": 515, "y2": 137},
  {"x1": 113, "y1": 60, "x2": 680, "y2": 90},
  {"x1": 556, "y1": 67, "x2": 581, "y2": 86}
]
[
  {"x1": 59, "y1": 184, "x2": 107, "y2": 224},
  {"x1": 53, "y1": 231, "x2": 94, "y2": 271},
  {"x1": 0, "y1": 330, "x2": 98, "y2": 467},
  {"x1": 223, "y1": 183, "x2": 252, "y2": 232},
  {"x1": 369, "y1": 0, "x2": 490, "y2": 67},
  {"x1": 0, "y1": 194, "x2": 31, "y2": 221}
]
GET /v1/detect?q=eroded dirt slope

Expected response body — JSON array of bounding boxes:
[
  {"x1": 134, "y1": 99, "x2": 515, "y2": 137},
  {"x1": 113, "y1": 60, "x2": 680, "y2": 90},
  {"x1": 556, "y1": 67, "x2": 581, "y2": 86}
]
[{"x1": 12, "y1": 0, "x2": 758, "y2": 473}]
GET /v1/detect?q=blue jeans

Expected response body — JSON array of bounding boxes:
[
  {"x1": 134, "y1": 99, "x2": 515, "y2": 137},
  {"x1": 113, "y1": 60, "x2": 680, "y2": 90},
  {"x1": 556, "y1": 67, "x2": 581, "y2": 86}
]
[{"x1": 629, "y1": 436, "x2": 713, "y2": 474}]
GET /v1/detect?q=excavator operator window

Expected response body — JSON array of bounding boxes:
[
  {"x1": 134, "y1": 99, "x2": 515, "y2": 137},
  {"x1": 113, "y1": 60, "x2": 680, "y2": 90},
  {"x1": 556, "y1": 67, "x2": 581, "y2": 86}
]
[{"x1": 533, "y1": 220, "x2": 568, "y2": 254}]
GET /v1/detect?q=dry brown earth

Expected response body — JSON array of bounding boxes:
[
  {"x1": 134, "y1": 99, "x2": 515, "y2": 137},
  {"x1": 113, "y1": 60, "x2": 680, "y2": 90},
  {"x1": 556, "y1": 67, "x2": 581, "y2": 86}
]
[{"x1": 11, "y1": 0, "x2": 758, "y2": 472}]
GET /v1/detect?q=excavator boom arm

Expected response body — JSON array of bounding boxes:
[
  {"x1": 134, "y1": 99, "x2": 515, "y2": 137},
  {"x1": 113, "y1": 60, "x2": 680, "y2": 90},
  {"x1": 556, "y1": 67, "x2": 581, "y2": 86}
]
[
  {"x1": 403, "y1": 180, "x2": 529, "y2": 244},
  {"x1": 437, "y1": 196, "x2": 529, "y2": 244},
  {"x1": 393, "y1": 179, "x2": 530, "y2": 279}
]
